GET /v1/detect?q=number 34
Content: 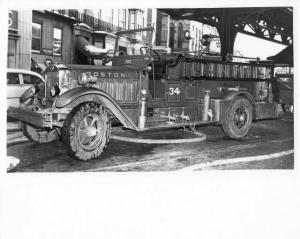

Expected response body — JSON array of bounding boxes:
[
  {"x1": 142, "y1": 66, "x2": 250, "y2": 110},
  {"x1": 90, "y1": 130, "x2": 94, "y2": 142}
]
[{"x1": 169, "y1": 87, "x2": 180, "y2": 95}]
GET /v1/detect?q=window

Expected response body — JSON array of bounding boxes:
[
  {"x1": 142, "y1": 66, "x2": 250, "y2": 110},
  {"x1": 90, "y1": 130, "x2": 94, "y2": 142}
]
[
  {"x1": 118, "y1": 9, "x2": 126, "y2": 30},
  {"x1": 177, "y1": 22, "x2": 184, "y2": 48},
  {"x1": 137, "y1": 11, "x2": 142, "y2": 29},
  {"x1": 7, "y1": 39, "x2": 17, "y2": 68},
  {"x1": 94, "y1": 40, "x2": 104, "y2": 49},
  {"x1": 129, "y1": 10, "x2": 136, "y2": 29},
  {"x1": 22, "y1": 74, "x2": 42, "y2": 85},
  {"x1": 53, "y1": 28, "x2": 62, "y2": 55},
  {"x1": 32, "y1": 22, "x2": 42, "y2": 52},
  {"x1": 169, "y1": 22, "x2": 175, "y2": 49},
  {"x1": 195, "y1": 28, "x2": 198, "y2": 50},
  {"x1": 7, "y1": 73, "x2": 19, "y2": 84}
]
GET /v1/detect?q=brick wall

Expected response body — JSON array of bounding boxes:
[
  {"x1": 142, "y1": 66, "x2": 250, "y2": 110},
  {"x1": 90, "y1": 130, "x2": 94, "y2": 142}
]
[{"x1": 31, "y1": 11, "x2": 75, "y2": 65}]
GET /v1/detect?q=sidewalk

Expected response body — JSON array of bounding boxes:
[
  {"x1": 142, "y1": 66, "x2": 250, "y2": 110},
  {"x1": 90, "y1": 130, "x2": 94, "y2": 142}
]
[
  {"x1": 7, "y1": 121, "x2": 21, "y2": 132},
  {"x1": 7, "y1": 121, "x2": 27, "y2": 144}
]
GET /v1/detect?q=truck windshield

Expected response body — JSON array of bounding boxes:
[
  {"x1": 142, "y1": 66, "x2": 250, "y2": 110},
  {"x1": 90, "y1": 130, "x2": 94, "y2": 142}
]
[{"x1": 114, "y1": 27, "x2": 154, "y2": 56}]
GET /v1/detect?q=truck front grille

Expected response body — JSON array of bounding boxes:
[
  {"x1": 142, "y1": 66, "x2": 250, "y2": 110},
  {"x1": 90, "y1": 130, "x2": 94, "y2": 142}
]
[{"x1": 96, "y1": 79, "x2": 138, "y2": 103}]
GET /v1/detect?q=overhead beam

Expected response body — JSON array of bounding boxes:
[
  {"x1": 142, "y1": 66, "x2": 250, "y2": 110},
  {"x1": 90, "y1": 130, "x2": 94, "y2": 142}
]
[
  {"x1": 217, "y1": 9, "x2": 237, "y2": 60},
  {"x1": 159, "y1": 8, "x2": 293, "y2": 56},
  {"x1": 237, "y1": 29, "x2": 289, "y2": 45},
  {"x1": 250, "y1": 22, "x2": 291, "y2": 37}
]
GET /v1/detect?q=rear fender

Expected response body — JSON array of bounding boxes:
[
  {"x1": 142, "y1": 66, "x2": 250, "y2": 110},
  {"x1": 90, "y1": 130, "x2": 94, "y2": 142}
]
[
  {"x1": 220, "y1": 91, "x2": 257, "y2": 120},
  {"x1": 55, "y1": 87, "x2": 138, "y2": 130}
]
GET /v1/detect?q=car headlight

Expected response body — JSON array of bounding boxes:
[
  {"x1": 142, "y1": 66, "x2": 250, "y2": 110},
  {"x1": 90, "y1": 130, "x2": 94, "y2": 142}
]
[{"x1": 50, "y1": 85, "x2": 61, "y2": 97}]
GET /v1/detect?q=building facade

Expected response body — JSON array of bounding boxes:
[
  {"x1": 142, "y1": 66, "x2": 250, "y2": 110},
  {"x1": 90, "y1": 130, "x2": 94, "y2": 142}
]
[
  {"x1": 8, "y1": 10, "x2": 32, "y2": 70},
  {"x1": 7, "y1": 9, "x2": 224, "y2": 71},
  {"x1": 7, "y1": 9, "x2": 155, "y2": 70},
  {"x1": 61, "y1": 9, "x2": 153, "y2": 56},
  {"x1": 31, "y1": 10, "x2": 77, "y2": 72},
  {"x1": 155, "y1": 10, "x2": 221, "y2": 54}
]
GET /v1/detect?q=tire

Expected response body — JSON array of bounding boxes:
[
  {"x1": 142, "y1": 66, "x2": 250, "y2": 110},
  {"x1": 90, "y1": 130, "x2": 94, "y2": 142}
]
[
  {"x1": 63, "y1": 102, "x2": 111, "y2": 161},
  {"x1": 21, "y1": 123, "x2": 60, "y2": 143},
  {"x1": 222, "y1": 97, "x2": 253, "y2": 139}
]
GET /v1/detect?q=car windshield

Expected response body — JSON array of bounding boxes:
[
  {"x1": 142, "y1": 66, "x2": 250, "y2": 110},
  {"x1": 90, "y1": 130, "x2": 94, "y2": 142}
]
[{"x1": 23, "y1": 74, "x2": 42, "y2": 85}]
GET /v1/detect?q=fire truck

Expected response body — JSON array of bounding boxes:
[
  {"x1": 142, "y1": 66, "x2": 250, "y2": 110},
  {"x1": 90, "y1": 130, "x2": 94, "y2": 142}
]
[{"x1": 7, "y1": 28, "x2": 281, "y2": 161}]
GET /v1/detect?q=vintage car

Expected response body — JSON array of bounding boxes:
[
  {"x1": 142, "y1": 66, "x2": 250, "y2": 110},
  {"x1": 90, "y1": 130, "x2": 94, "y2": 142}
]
[
  {"x1": 7, "y1": 68, "x2": 45, "y2": 108},
  {"x1": 7, "y1": 28, "x2": 281, "y2": 161}
]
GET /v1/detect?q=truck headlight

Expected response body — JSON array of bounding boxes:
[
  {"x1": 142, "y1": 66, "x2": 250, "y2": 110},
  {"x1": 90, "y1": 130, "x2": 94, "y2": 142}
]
[
  {"x1": 78, "y1": 72, "x2": 97, "y2": 85},
  {"x1": 78, "y1": 73, "x2": 88, "y2": 85},
  {"x1": 50, "y1": 85, "x2": 61, "y2": 97}
]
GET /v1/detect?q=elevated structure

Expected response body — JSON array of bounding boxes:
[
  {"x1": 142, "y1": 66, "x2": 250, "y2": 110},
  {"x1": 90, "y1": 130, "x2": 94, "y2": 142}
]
[{"x1": 160, "y1": 8, "x2": 293, "y2": 60}]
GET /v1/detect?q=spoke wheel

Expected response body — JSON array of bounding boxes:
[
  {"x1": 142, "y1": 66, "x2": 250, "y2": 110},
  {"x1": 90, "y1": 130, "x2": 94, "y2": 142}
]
[
  {"x1": 63, "y1": 102, "x2": 110, "y2": 161},
  {"x1": 77, "y1": 114, "x2": 104, "y2": 151},
  {"x1": 233, "y1": 107, "x2": 248, "y2": 129},
  {"x1": 222, "y1": 97, "x2": 253, "y2": 139}
]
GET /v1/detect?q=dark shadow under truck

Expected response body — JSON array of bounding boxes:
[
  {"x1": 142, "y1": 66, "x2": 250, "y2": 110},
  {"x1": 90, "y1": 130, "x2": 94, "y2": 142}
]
[{"x1": 7, "y1": 28, "x2": 281, "y2": 161}]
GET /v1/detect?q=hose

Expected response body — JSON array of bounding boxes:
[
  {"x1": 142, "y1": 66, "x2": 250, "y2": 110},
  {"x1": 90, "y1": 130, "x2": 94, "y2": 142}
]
[{"x1": 110, "y1": 129, "x2": 206, "y2": 144}]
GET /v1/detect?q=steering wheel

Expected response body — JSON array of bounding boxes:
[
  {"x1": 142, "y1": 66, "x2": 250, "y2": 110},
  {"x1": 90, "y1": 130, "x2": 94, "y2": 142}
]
[
  {"x1": 102, "y1": 56, "x2": 111, "y2": 65},
  {"x1": 101, "y1": 49, "x2": 114, "y2": 65}
]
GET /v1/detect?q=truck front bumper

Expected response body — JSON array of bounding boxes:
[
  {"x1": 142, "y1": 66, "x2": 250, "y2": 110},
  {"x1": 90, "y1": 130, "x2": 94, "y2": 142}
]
[{"x1": 7, "y1": 107, "x2": 53, "y2": 128}]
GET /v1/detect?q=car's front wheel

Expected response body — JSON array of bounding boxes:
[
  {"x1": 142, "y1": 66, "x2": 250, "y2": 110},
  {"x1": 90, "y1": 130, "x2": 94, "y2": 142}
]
[{"x1": 63, "y1": 102, "x2": 110, "y2": 161}]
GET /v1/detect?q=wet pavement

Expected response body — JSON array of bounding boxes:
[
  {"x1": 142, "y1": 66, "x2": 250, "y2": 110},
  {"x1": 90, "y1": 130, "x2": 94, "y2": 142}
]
[{"x1": 7, "y1": 113, "x2": 294, "y2": 172}]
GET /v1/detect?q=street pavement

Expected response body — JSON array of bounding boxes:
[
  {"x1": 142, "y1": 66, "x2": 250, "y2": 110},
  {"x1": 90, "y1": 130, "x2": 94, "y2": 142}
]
[{"x1": 7, "y1": 112, "x2": 294, "y2": 172}]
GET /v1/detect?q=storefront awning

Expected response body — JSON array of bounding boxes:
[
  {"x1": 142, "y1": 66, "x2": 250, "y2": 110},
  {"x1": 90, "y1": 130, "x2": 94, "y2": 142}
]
[{"x1": 75, "y1": 36, "x2": 108, "y2": 59}]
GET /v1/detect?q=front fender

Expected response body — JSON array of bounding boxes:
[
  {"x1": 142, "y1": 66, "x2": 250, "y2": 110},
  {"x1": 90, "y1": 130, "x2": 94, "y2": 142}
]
[{"x1": 55, "y1": 87, "x2": 138, "y2": 130}]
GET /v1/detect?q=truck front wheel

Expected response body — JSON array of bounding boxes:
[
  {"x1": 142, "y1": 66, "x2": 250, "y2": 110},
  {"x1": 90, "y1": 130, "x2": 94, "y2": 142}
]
[
  {"x1": 21, "y1": 123, "x2": 60, "y2": 143},
  {"x1": 222, "y1": 97, "x2": 253, "y2": 139},
  {"x1": 63, "y1": 102, "x2": 110, "y2": 161}
]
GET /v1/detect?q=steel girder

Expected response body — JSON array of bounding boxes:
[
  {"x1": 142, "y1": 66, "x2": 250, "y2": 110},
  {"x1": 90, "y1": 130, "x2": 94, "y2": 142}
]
[{"x1": 159, "y1": 8, "x2": 293, "y2": 60}]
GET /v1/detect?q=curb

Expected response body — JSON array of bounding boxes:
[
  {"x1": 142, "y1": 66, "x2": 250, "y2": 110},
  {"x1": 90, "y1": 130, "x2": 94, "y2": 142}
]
[
  {"x1": 7, "y1": 137, "x2": 29, "y2": 146},
  {"x1": 7, "y1": 121, "x2": 21, "y2": 132},
  {"x1": 179, "y1": 149, "x2": 294, "y2": 171},
  {"x1": 7, "y1": 131, "x2": 29, "y2": 145},
  {"x1": 7, "y1": 131, "x2": 24, "y2": 140}
]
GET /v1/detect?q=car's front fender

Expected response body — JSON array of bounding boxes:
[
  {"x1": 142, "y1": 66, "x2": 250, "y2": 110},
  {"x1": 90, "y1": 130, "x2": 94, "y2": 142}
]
[{"x1": 55, "y1": 87, "x2": 138, "y2": 130}]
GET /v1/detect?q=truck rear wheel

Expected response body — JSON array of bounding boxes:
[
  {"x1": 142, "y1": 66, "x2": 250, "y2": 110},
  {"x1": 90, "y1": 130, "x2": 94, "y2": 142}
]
[
  {"x1": 63, "y1": 102, "x2": 110, "y2": 161},
  {"x1": 222, "y1": 97, "x2": 253, "y2": 139},
  {"x1": 21, "y1": 123, "x2": 60, "y2": 143}
]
